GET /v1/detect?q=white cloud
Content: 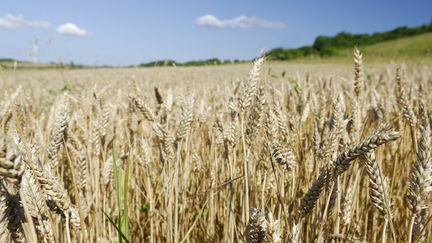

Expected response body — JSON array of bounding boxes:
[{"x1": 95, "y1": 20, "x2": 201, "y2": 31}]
[
  {"x1": 56, "y1": 23, "x2": 88, "y2": 37},
  {"x1": 195, "y1": 14, "x2": 285, "y2": 29},
  {"x1": 0, "y1": 14, "x2": 51, "y2": 29}
]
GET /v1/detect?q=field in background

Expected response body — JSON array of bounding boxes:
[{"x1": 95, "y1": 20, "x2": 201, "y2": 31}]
[
  {"x1": 0, "y1": 56, "x2": 431, "y2": 242},
  {"x1": 1, "y1": 31, "x2": 431, "y2": 70},
  {"x1": 336, "y1": 33, "x2": 432, "y2": 62},
  {"x1": 280, "y1": 33, "x2": 432, "y2": 64}
]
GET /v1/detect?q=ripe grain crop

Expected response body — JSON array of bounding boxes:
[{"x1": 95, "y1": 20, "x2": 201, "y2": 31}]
[{"x1": 0, "y1": 49, "x2": 431, "y2": 242}]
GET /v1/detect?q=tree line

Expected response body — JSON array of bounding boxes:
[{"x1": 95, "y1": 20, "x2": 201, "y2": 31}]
[
  {"x1": 137, "y1": 58, "x2": 246, "y2": 67},
  {"x1": 267, "y1": 23, "x2": 432, "y2": 60}
]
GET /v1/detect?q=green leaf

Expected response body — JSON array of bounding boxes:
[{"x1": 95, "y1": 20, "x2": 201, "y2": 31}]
[{"x1": 103, "y1": 211, "x2": 130, "y2": 243}]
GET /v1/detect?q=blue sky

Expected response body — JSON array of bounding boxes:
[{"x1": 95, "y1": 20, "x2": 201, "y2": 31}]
[{"x1": 0, "y1": 0, "x2": 431, "y2": 66}]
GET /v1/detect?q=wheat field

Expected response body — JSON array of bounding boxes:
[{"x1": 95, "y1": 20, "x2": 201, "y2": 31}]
[{"x1": 0, "y1": 50, "x2": 431, "y2": 242}]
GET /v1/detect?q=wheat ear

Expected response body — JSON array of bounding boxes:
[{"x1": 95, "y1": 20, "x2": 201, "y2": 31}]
[{"x1": 333, "y1": 125, "x2": 400, "y2": 177}]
